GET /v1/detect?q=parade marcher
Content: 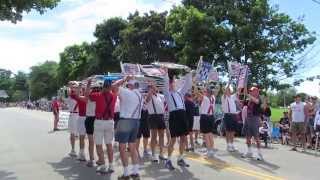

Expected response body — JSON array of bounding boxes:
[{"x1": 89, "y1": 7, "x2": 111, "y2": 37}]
[
  {"x1": 193, "y1": 100, "x2": 201, "y2": 146},
  {"x1": 289, "y1": 94, "x2": 308, "y2": 152},
  {"x1": 51, "y1": 97, "x2": 60, "y2": 131},
  {"x1": 114, "y1": 92, "x2": 120, "y2": 129},
  {"x1": 112, "y1": 77, "x2": 143, "y2": 180},
  {"x1": 136, "y1": 103, "x2": 151, "y2": 161},
  {"x1": 66, "y1": 81, "x2": 79, "y2": 157},
  {"x1": 242, "y1": 87, "x2": 263, "y2": 160},
  {"x1": 145, "y1": 84, "x2": 167, "y2": 162},
  {"x1": 199, "y1": 88, "x2": 216, "y2": 157},
  {"x1": 87, "y1": 79, "x2": 116, "y2": 174},
  {"x1": 71, "y1": 87, "x2": 88, "y2": 162},
  {"x1": 221, "y1": 84, "x2": 239, "y2": 152},
  {"x1": 84, "y1": 84, "x2": 98, "y2": 167},
  {"x1": 185, "y1": 93, "x2": 196, "y2": 152},
  {"x1": 163, "y1": 68, "x2": 193, "y2": 170}
]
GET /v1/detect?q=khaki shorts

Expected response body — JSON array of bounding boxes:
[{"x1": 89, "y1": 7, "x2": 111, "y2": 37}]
[{"x1": 290, "y1": 122, "x2": 305, "y2": 134}]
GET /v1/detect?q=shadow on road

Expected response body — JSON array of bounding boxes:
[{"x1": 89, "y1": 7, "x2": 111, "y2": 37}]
[
  {"x1": 48, "y1": 157, "x2": 110, "y2": 180},
  {"x1": 0, "y1": 170, "x2": 17, "y2": 180},
  {"x1": 228, "y1": 151, "x2": 280, "y2": 174},
  {"x1": 142, "y1": 162, "x2": 201, "y2": 180}
]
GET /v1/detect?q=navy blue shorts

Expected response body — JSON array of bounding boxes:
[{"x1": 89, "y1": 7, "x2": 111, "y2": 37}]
[{"x1": 115, "y1": 118, "x2": 140, "y2": 143}]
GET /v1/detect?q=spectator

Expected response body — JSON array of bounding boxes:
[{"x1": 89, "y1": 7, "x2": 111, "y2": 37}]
[
  {"x1": 51, "y1": 97, "x2": 60, "y2": 131},
  {"x1": 289, "y1": 94, "x2": 308, "y2": 152},
  {"x1": 259, "y1": 121, "x2": 269, "y2": 148},
  {"x1": 279, "y1": 112, "x2": 290, "y2": 145},
  {"x1": 262, "y1": 98, "x2": 271, "y2": 122}
]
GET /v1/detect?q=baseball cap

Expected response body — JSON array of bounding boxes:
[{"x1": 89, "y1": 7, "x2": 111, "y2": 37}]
[{"x1": 249, "y1": 86, "x2": 259, "y2": 92}]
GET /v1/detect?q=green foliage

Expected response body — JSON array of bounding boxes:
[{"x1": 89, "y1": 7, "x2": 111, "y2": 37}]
[
  {"x1": 268, "y1": 88, "x2": 297, "y2": 107},
  {"x1": 29, "y1": 61, "x2": 58, "y2": 100},
  {"x1": 114, "y1": 11, "x2": 175, "y2": 64},
  {"x1": 57, "y1": 42, "x2": 96, "y2": 86},
  {"x1": 179, "y1": 0, "x2": 316, "y2": 89},
  {"x1": 93, "y1": 17, "x2": 128, "y2": 73},
  {"x1": 0, "y1": 0, "x2": 60, "y2": 23}
]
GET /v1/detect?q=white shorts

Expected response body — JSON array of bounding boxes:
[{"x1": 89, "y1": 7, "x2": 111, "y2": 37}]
[
  {"x1": 193, "y1": 116, "x2": 200, "y2": 131},
  {"x1": 77, "y1": 116, "x2": 86, "y2": 135},
  {"x1": 94, "y1": 120, "x2": 114, "y2": 145},
  {"x1": 68, "y1": 113, "x2": 78, "y2": 134}
]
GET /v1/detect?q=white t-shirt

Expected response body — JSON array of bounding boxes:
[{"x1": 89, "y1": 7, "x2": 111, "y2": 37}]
[
  {"x1": 66, "y1": 97, "x2": 77, "y2": 113},
  {"x1": 200, "y1": 95, "x2": 215, "y2": 115},
  {"x1": 114, "y1": 96, "x2": 120, "y2": 113},
  {"x1": 290, "y1": 102, "x2": 305, "y2": 123},
  {"x1": 119, "y1": 87, "x2": 143, "y2": 119},
  {"x1": 146, "y1": 93, "x2": 165, "y2": 115},
  {"x1": 314, "y1": 110, "x2": 320, "y2": 128},
  {"x1": 86, "y1": 99, "x2": 96, "y2": 117},
  {"x1": 221, "y1": 94, "x2": 237, "y2": 114}
]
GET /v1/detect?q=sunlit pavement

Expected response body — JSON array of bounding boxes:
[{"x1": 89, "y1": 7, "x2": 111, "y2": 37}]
[{"x1": 0, "y1": 107, "x2": 319, "y2": 180}]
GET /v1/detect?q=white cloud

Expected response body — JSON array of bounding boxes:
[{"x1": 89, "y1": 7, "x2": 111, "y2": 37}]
[
  {"x1": 0, "y1": 19, "x2": 57, "y2": 30},
  {"x1": 296, "y1": 80, "x2": 320, "y2": 97},
  {"x1": 0, "y1": 0, "x2": 181, "y2": 73}
]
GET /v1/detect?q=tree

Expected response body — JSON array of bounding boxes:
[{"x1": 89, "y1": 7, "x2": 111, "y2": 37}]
[
  {"x1": 114, "y1": 11, "x2": 176, "y2": 64},
  {"x1": 0, "y1": 69, "x2": 13, "y2": 91},
  {"x1": 166, "y1": 6, "x2": 230, "y2": 68},
  {"x1": 29, "y1": 61, "x2": 58, "y2": 100},
  {"x1": 175, "y1": 0, "x2": 316, "y2": 89},
  {"x1": 0, "y1": 0, "x2": 60, "y2": 23},
  {"x1": 93, "y1": 17, "x2": 128, "y2": 72},
  {"x1": 57, "y1": 42, "x2": 94, "y2": 86}
]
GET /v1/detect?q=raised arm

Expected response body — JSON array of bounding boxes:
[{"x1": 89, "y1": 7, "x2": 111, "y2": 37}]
[
  {"x1": 162, "y1": 68, "x2": 170, "y2": 98},
  {"x1": 112, "y1": 76, "x2": 130, "y2": 88},
  {"x1": 178, "y1": 72, "x2": 193, "y2": 96}
]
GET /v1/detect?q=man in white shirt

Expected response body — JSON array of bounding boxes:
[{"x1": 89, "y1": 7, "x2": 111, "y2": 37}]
[
  {"x1": 145, "y1": 84, "x2": 167, "y2": 162},
  {"x1": 199, "y1": 88, "x2": 216, "y2": 157},
  {"x1": 289, "y1": 94, "x2": 308, "y2": 151},
  {"x1": 113, "y1": 76, "x2": 143, "y2": 180},
  {"x1": 221, "y1": 84, "x2": 239, "y2": 152},
  {"x1": 163, "y1": 68, "x2": 193, "y2": 170}
]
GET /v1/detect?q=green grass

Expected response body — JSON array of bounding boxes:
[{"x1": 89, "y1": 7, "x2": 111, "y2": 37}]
[{"x1": 271, "y1": 107, "x2": 287, "y2": 123}]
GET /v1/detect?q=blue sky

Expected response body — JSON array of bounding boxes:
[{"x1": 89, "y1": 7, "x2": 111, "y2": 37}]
[{"x1": 0, "y1": 0, "x2": 319, "y2": 96}]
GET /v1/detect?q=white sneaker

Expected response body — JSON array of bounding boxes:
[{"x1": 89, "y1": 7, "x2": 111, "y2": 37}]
[
  {"x1": 241, "y1": 152, "x2": 253, "y2": 158},
  {"x1": 227, "y1": 146, "x2": 233, "y2": 152},
  {"x1": 206, "y1": 151, "x2": 215, "y2": 158},
  {"x1": 86, "y1": 160, "x2": 95, "y2": 167},
  {"x1": 107, "y1": 166, "x2": 114, "y2": 173},
  {"x1": 69, "y1": 150, "x2": 77, "y2": 157},
  {"x1": 256, "y1": 153, "x2": 264, "y2": 161},
  {"x1": 151, "y1": 155, "x2": 158, "y2": 163},
  {"x1": 231, "y1": 145, "x2": 237, "y2": 152},
  {"x1": 96, "y1": 166, "x2": 108, "y2": 174},
  {"x1": 78, "y1": 153, "x2": 86, "y2": 161}
]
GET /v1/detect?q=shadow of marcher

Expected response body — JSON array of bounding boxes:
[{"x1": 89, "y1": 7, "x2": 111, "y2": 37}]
[
  {"x1": 185, "y1": 152, "x2": 231, "y2": 172},
  {"x1": 0, "y1": 170, "x2": 17, "y2": 180},
  {"x1": 228, "y1": 151, "x2": 280, "y2": 174},
  {"x1": 142, "y1": 161, "x2": 201, "y2": 180},
  {"x1": 48, "y1": 157, "x2": 110, "y2": 180}
]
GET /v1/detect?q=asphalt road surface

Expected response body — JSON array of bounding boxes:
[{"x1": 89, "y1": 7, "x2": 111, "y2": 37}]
[{"x1": 1, "y1": 107, "x2": 320, "y2": 180}]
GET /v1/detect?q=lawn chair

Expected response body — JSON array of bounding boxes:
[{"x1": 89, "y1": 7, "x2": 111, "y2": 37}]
[{"x1": 271, "y1": 127, "x2": 281, "y2": 144}]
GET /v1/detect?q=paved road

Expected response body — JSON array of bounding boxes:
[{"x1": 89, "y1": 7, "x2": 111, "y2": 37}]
[{"x1": 0, "y1": 108, "x2": 319, "y2": 180}]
